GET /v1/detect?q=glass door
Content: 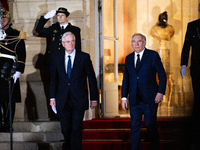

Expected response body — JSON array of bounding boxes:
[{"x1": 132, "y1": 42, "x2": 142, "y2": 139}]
[{"x1": 100, "y1": 0, "x2": 119, "y2": 117}]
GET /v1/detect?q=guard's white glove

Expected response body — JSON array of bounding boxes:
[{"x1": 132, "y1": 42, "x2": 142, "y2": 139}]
[
  {"x1": 13, "y1": 71, "x2": 21, "y2": 83},
  {"x1": 180, "y1": 65, "x2": 186, "y2": 79},
  {"x1": 0, "y1": 29, "x2": 6, "y2": 40},
  {"x1": 0, "y1": 29, "x2": 3, "y2": 38},
  {"x1": 44, "y1": 10, "x2": 56, "y2": 19}
]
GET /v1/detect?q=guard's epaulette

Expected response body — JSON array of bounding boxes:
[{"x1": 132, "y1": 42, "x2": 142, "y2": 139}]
[{"x1": 18, "y1": 31, "x2": 27, "y2": 40}]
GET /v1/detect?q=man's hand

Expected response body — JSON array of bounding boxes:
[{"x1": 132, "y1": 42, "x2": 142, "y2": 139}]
[
  {"x1": 155, "y1": 93, "x2": 164, "y2": 103},
  {"x1": 90, "y1": 101, "x2": 97, "y2": 109},
  {"x1": 13, "y1": 71, "x2": 21, "y2": 83},
  {"x1": 122, "y1": 100, "x2": 128, "y2": 111},
  {"x1": 50, "y1": 99, "x2": 56, "y2": 107},
  {"x1": 180, "y1": 65, "x2": 186, "y2": 79},
  {"x1": 44, "y1": 10, "x2": 56, "y2": 19}
]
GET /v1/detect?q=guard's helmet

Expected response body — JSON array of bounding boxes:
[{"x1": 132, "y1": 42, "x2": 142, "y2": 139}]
[{"x1": 1, "y1": 7, "x2": 11, "y2": 19}]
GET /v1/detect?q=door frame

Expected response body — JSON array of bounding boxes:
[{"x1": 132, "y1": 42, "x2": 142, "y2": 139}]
[{"x1": 95, "y1": 0, "x2": 119, "y2": 118}]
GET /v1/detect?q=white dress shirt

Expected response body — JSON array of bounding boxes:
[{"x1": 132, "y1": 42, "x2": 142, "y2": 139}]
[
  {"x1": 65, "y1": 49, "x2": 76, "y2": 73},
  {"x1": 60, "y1": 23, "x2": 68, "y2": 30},
  {"x1": 134, "y1": 49, "x2": 145, "y2": 68}
]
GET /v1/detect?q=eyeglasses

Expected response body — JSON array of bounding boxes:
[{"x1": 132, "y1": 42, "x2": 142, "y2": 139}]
[{"x1": 63, "y1": 40, "x2": 75, "y2": 44}]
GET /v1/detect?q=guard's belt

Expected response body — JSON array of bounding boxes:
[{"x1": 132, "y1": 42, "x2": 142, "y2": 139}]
[{"x1": 0, "y1": 53, "x2": 16, "y2": 61}]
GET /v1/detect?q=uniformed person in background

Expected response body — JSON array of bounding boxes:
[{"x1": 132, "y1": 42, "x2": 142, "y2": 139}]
[
  {"x1": 36, "y1": 7, "x2": 81, "y2": 75},
  {"x1": 0, "y1": 7, "x2": 26, "y2": 132}
]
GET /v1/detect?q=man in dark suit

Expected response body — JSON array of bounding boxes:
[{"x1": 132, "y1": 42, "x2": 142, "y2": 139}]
[
  {"x1": 36, "y1": 7, "x2": 81, "y2": 73},
  {"x1": 180, "y1": 3, "x2": 200, "y2": 118},
  {"x1": 180, "y1": 3, "x2": 200, "y2": 148},
  {"x1": 121, "y1": 33, "x2": 166, "y2": 150},
  {"x1": 50, "y1": 32, "x2": 99, "y2": 150}
]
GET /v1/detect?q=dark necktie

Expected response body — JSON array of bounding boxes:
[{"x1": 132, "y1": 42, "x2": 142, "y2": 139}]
[
  {"x1": 67, "y1": 55, "x2": 71, "y2": 78},
  {"x1": 136, "y1": 54, "x2": 140, "y2": 72},
  {"x1": 61, "y1": 26, "x2": 64, "y2": 31}
]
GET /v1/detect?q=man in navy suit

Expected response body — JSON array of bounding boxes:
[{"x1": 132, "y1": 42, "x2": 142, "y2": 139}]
[
  {"x1": 121, "y1": 33, "x2": 166, "y2": 150},
  {"x1": 50, "y1": 32, "x2": 99, "y2": 150}
]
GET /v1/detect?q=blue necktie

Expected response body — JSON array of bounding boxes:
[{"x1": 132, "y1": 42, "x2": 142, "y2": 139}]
[{"x1": 67, "y1": 55, "x2": 71, "y2": 78}]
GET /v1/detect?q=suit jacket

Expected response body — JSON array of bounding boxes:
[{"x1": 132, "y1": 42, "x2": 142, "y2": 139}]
[
  {"x1": 36, "y1": 16, "x2": 81, "y2": 65},
  {"x1": 50, "y1": 50, "x2": 99, "y2": 112},
  {"x1": 181, "y1": 19, "x2": 200, "y2": 75},
  {"x1": 122, "y1": 48, "x2": 166, "y2": 105}
]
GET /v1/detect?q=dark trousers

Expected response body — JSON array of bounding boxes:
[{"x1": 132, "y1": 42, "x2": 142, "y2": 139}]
[
  {"x1": 190, "y1": 74, "x2": 200, "y2": 145},
  {"x1": 0, "y1": 102, "x2": 15, "y2": 132},
  {"x1": 191, "y1": 74, "x2": 200, "y2": 118},
  {"x1": 58, "y1": 97, "x2": 85, "y2": 150},
  {"x1": 130, "y1": 94, "x2": 159, "y2": 150}
]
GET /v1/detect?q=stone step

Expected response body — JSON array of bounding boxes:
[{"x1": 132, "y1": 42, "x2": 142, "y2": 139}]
[
  {"x1": 0, "y1": 141, "x2": 63, "y2": 150},
  {"x1": 0, "y1": 132, "x2": 64, "y2": 142},
  {"x1": 0, "y1": 121, "x2": 64, "y2": 150},
  {"x1": 12, "y1": 121, "x2": 61, "y2": 132}
]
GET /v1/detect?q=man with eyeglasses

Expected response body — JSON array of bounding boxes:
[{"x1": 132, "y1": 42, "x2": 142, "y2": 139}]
[{"x1": 50, "y1": 32, "x2": 99, "y2": 150}]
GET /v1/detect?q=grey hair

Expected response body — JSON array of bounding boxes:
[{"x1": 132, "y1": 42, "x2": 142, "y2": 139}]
[
  {"x1": 62, "y1": 32, "x2": 76, "y2": 42},
  {"x1": 131, "y1": 33, "x2": 146, "y2": 43}
]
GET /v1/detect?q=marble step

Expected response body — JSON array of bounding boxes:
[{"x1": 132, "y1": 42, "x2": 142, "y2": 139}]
[
  {"x1": 0, "y1": 122, "x2": 64, "y2": 150},
  {"x1": 0, "y1": 141, "x2": 63, "y2": 150},
  {"x1": 0, "y1": 132, "x2": 64, "y2": 142},
  {"x1": 12, "y1": 121, "x2": 61, "y2": 132}
]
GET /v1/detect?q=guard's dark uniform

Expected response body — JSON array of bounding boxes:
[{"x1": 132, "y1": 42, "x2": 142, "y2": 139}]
[
  {"x1": 0, "y1": 26, "x2": 26, "y2": 103},
  {"x1": 36, "y1": 16, "x2": 81, "y2": 65},
  {"x1": 0, "y1": 26, "x2": 26, "y2": 132}
]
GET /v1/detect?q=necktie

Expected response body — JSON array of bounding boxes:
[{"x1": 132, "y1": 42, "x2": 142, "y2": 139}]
[
  {"x1": 67, "y1": 55, "x2": 71, "y2": 78},
  {"x1": 61, "y1": 26, "x2": 64, "y2": 31},
  {"x1": 136, "y1": 54, "x2": 140, "y2": 72}
]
